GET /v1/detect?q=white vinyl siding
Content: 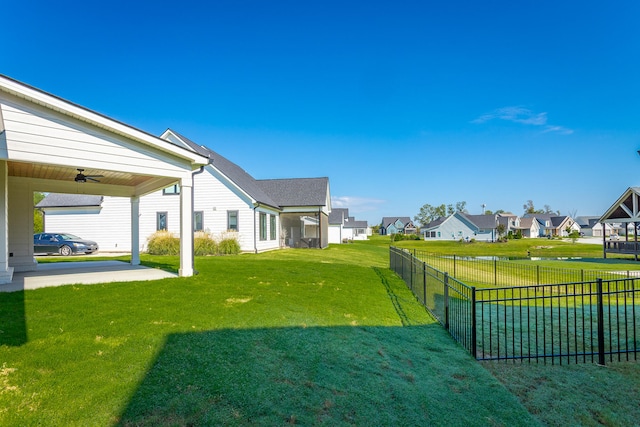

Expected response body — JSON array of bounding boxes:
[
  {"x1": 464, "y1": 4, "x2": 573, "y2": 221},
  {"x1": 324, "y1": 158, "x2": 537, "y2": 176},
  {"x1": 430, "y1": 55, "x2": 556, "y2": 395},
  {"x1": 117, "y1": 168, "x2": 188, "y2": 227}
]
[
  {"x1": 0, "y1": 96, "x2": 194, "y2": 179},
  {"x1": 42, "y1": 165, "x2": 284, "y2": 253}
]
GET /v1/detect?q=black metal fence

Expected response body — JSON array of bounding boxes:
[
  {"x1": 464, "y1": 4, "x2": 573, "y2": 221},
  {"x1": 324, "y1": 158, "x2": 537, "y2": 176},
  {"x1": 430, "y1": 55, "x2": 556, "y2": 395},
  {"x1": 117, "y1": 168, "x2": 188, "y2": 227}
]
[
  {"x1": 413, "y1": 249, "x2": 640, "y2": 287},
  {"x1": 390, "y1": 246, "x2": 640, "y2": 364}
]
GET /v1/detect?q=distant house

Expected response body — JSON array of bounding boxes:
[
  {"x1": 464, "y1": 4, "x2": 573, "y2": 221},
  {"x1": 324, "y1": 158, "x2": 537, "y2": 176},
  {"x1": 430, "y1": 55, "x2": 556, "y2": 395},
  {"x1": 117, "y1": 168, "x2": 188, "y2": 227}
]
[
  {"x1": 422, "y1": 213, "x2": 500, "y2": 241},
  {"x1": 465, "y1": 214, "x2": 501, "y2": 240},
  {"x1": 518, "y1": 217, "x2": 541, "y2": 238},
  {"x1": 328, "y1": 208, "x2": 370, "y2": 243},
  {"x1": 38, "y1": 130, "x2": 332, "y2": 252},
  {"x1": 575, "y1": 216, "x2": 615, "y2": 237},
  {"x1": 422, "y1": 212, "x2": 480, "y2": 240},
  {"x1": 525, "y1": 214, "x2": 580, "y2": 237},
  {"x1": 380, "y1": 217, "x2": 417, "y2": 235}
]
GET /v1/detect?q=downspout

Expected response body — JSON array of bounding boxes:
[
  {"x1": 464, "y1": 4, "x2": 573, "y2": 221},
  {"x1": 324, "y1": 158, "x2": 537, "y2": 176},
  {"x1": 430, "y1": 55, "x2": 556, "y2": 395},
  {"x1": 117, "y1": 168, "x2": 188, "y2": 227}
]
[
  {"x1": 253, "y1": 204, "x2": 258, "y2": 254},
  {"x1": 191, "y1": 165, "x2": 206, "y2": 274},
  {"x1": 319, "y1": 207, "x2": 322, "y2": 249}
]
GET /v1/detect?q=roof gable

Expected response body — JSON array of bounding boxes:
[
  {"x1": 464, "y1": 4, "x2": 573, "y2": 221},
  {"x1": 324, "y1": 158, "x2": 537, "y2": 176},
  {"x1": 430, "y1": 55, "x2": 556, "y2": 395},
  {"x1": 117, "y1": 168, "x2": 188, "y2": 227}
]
[
  {"x1": 600, "y1": 187, "x2": 640, "y2": 223},
  {"x1": 162, "y1": 130, "x2": 280, "y2": 209}
]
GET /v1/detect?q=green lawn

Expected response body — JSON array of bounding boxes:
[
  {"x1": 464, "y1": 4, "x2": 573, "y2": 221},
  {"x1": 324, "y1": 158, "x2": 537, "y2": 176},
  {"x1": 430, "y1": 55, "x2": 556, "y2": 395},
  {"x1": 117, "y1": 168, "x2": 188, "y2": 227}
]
[
  {"x1": 0, "y1": 244, "x2": 533, "y2": 426},
  {"x1": 1, "y1": 240, "x2": 638, "y2": 426}
]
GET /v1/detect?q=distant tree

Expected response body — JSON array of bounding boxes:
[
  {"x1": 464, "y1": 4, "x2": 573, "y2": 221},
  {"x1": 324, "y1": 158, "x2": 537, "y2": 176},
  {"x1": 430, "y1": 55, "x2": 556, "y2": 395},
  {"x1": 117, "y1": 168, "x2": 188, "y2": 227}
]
[
  {"x1": 414, "y1": 203, "x2": 445, "y2": 226},
  {"x1": 568, "y1": 230, "x2": 580, "y2": 243},
  {"x1": 414, "y1": 201, "x2": 467, "y2": 226},
  {"x1": 371, "y1": 225, "x2": 380, "y2": 234},
  {"x1": 495, "y1": 209, "x2": 505, "y2": 214},
  {"x1": 34, "y1": 192, "x2": 45, "y2": 233},
  {"x1": 484, "y1": 209, "x2": 493, "y2": 215},
  {"x1": 567, "y1": 209, "x2": 578, "y2": 219},
  {"x1": 496, "y1": 223, "x2": 506, "y2": 241},
  {"x1": 523, "y1": 200, "x2": 544, "y2": 214},
  {"x1": 544, "y1": 204, "x2": 560, "y2": 215},
  {"x1": 523, "y1": 200, "x2": 558, "y2": 215}
]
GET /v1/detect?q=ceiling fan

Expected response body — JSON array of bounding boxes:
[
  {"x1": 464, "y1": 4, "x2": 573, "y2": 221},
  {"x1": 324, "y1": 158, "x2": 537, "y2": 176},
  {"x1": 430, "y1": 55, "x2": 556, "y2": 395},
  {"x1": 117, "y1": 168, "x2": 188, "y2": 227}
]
[{"x1": 74, "y1": 168, "x2": 103, "y2": 183}]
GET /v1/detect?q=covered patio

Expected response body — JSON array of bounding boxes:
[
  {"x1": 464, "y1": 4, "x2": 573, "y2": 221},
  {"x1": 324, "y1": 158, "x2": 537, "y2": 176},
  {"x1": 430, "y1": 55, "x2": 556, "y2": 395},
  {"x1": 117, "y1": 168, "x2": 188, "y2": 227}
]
[
  {"x1": 0, "y1": 75, "x2": 209, "y2": 286},
  {"x1": 600, "y1": 186, "x2": 640, "y2": 260}
]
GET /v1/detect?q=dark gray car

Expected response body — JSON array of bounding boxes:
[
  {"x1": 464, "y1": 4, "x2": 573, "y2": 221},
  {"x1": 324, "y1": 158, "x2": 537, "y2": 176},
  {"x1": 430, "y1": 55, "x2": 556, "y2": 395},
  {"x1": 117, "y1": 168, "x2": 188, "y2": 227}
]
[{"x1": 34, "y1": 233, "x2": 99, "y2": 256}]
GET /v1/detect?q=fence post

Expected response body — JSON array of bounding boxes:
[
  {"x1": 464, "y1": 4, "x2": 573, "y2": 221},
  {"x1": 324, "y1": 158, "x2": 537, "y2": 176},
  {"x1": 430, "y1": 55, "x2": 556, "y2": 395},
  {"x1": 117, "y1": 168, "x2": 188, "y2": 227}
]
[
  {"x1": 410, "y1": 251, "x2": 414, "y2": 289},
  {"x1": 597, "y1": 278, "x2": 606, "y2": 366},
  {"x1": 494, "y1": 258, "x2": 497, "y2": 286},
  {"x1": 471, "y1": 286, "x2": 477, "y2": 359},
  {"x1": 423, "y1": 262, "x2": 427, "y2": 305},
  {"x1": 444, "y1": 273, "x2": 449, "y2": 330},
  {"x1": 453, "y1": 254, "x2": 456, "y2": 277}
]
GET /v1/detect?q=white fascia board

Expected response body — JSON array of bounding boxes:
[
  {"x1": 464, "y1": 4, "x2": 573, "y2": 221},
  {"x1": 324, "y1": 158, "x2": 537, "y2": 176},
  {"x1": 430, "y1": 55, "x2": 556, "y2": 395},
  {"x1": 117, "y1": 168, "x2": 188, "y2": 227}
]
[
  {"x1": 280, "y1": 206, "x2": 327, "y2": 214},
  {"x1": 0, "y1": 75, "x2": 208, "y2": 167}
]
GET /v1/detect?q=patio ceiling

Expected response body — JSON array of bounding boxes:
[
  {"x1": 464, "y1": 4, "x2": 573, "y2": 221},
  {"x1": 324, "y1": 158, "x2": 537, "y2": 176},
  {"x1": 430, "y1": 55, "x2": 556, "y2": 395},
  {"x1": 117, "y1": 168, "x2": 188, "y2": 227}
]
[{"x1": 8, "y1": 160, "x2": 179, "y2": 197}]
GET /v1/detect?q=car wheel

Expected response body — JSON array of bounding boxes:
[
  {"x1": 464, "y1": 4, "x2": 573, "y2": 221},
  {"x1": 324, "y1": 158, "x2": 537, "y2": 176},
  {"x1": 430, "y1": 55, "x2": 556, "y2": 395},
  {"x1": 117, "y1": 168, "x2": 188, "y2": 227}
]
[{"x1": 59, "y1": 245, "x2": 72, "y2": 256}]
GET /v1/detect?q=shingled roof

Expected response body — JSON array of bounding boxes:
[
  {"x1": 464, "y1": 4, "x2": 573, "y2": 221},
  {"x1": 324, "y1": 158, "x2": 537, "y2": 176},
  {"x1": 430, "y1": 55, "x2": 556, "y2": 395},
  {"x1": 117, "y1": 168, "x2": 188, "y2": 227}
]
[
  {"x1": 167, "y1": 130, "x2": 280, "y2": 209},
  {"x1": 37, "y1": 194, "x2": 103, "y2": 208},
  {"x1": 329, "y1": 208, "x2": 349, "y2": 224},
  {"x1": 256, "y1": 177, "x2": 329, "y2": 207}
]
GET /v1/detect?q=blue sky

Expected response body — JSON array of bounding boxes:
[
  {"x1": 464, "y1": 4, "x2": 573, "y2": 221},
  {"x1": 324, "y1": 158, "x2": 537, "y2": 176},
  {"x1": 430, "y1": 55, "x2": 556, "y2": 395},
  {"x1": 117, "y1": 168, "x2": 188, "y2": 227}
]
[{"x1": 3, "y1": 1, "x2": 640, "y2": 225}]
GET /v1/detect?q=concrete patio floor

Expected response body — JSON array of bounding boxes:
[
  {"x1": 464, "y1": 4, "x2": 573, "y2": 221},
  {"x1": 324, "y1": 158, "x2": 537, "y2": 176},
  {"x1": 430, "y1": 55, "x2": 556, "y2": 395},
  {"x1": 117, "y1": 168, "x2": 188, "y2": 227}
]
[{"x1": 0, "y1": 261, "x2": 177, "y2": 292}]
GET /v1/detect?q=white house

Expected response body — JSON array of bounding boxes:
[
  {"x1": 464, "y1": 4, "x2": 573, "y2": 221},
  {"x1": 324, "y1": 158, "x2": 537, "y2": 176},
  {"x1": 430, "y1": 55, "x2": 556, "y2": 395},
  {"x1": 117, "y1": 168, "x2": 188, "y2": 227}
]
[
  {"x1": 525, "y1": 214, "x2": 580, "y2": 237},
  {"x1": 422, "y1": 212, "x2": 498, "y2": 241},
  {"x1": 328, "y1": 208, "x2": 370, "y2": 243},
  {"x1": 380, "y1": 217, "x2": 416, "y2": 235},
  {"x1": 38, "y1": 130, "x2": 332, "y2": 252},
  {"x1": 0, "y1": 75, "x2": 209, "y2": 283}
]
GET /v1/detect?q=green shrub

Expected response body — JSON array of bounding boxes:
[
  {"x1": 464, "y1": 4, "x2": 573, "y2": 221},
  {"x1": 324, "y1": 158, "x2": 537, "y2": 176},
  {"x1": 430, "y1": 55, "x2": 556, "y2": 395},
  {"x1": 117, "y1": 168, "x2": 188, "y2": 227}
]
[
  {"x1": 391, "y1": 233, "x2": 421, "y2": 242},
  {"x1": 146, "y1": 230, "x2": 180, "y2": 255},
  {"x1": 194, "y1": 231, "x2": 218, "y2": 256},
  {"x1": 218, "y1": 237, "x2": 240, "y2": 255},
  {"x1": 146, "y1": 230, "x2": 240, "y2": 256}
]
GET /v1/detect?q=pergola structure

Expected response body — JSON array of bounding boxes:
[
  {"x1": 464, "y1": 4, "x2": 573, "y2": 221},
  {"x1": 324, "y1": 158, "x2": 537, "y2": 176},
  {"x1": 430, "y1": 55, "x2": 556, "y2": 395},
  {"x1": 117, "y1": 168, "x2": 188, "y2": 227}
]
[
  {"x1": 0, "y1": 75, "x2": 209, "y2": 284},
  {"x1": 600, "y1": 187, "x2": 640, "y2": 260}
]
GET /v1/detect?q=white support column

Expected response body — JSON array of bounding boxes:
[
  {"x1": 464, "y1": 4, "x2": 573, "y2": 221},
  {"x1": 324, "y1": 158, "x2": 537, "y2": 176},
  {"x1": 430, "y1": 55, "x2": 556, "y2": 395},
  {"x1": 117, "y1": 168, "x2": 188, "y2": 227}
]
[
  {"x1": 179, "y1": 176, "x2": 194, "y2": 277},
  {"x1": 0, "y1": 161, "x2": 14, "y2": 284},
  {"x1": 130, "y1": 196, "x2": 140, "y2": 266}
]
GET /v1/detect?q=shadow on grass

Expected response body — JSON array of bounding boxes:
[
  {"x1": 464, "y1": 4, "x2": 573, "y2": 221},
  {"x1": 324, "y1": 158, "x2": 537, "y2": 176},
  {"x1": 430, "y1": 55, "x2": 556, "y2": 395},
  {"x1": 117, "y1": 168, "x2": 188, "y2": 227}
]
[
  {"x1": 117, "y1": 325, "x2": 534, "y2": 426},
  {"x1": 139, "y1": 259, "x2": 179, "y2": 274},
  {"x1": 0, "y1": 290, "x2": 27, "y2": 346}
]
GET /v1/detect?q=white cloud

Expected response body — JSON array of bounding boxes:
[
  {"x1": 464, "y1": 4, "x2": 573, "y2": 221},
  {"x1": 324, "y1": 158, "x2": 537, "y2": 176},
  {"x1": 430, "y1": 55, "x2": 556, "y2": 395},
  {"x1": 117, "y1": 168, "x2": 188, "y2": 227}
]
[
  {"x1": 542, "y1": 125, "x2": 574, "y2": 135},
  {"x1": 472, "y1": 106, "x2": 572, "y2": 134}
]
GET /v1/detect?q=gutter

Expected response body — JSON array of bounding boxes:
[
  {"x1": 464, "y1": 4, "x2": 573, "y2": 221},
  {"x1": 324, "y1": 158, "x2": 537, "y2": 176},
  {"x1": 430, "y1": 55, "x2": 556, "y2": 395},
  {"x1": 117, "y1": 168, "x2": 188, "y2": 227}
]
[{"x1": 253, "y1": 204, "x2": 258, "y2": 254}]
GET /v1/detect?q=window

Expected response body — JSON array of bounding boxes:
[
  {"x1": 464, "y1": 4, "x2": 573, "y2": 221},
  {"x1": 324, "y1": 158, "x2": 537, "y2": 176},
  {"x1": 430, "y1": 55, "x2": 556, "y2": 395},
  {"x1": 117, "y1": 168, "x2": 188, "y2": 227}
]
[
  {"x1": 194, "y1": 211, "x2": 203, "y2": 232},
  {"x1": 259, "y1": 212, "x2": 267, "y2": 241},
  {"x1": 227, "y1": 210, "x2": 238, "y2": 231},
  {"x1": 163, "y1": 184, "x2": 180, "y2": 195},
  {"x1": 157, "y1": 212, "x2": 168, "y2": 231},
  {"x1": 270, "y1": 214, "x2": 277, "y2": 240}
]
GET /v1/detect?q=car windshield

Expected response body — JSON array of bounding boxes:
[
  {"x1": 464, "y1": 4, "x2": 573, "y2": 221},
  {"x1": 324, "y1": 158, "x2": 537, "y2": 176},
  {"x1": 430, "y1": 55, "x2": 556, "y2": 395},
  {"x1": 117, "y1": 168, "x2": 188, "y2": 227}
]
[{"x1": 56, "y1": 234, "x2": 82, "y2": 240}]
